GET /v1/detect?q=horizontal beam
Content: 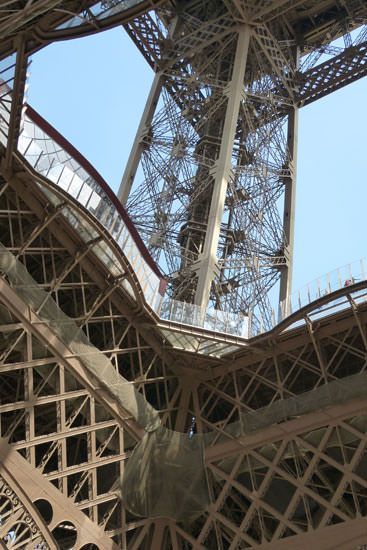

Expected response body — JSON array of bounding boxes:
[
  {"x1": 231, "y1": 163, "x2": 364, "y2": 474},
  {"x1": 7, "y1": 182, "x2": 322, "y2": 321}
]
[
  {"x1": 0, "y1": 0, "x2": 166, "y2": 60},
  {"x1": 297, "y1": 40, "x2": 367, "y2": 106},
  {"x1": 256, "y1": 516, "x2": 367, "y2": 549},
  {"x1": 205, "y1": 395, "x2": 367, "y2": 463}
]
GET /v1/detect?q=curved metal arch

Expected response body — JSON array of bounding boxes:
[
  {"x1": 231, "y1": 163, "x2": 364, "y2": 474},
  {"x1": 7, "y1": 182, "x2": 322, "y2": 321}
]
[
  {"x1": 0, "y1": 435, "x2": 118, "y2": 548},
  {"x1": 13, "y1": 151, "x2": 150, "y2": 310},
  {"x1": 24, "y1": 105, "x2": 164, "y2": 282}
]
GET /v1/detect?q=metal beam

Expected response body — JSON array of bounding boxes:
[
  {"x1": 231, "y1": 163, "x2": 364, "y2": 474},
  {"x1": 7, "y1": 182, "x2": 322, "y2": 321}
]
[
  {"x1": 205, "y1": 395, "x2": 367, "y2": 463},
  {"x1": 0, "y1": 276, "x2": 145, "y2": 440},
  {"x1": 118, "y1": 73, "x2": 163, "y2": 206},
  {"x1": 4, "y1": 35, "x2": 27, "y2": 169},
  {"x1": 279, "y1": 50, "x2": 299, "y2": 312},
  {"x1": 298, "y1": 40, "x2": 367, "y2": 107},
  {"x1": 0, "y1": 435, "x2": 118, "y2": 548},
  {"x1": 194, "y1": 25, "x2": 251, "y2": 309}
]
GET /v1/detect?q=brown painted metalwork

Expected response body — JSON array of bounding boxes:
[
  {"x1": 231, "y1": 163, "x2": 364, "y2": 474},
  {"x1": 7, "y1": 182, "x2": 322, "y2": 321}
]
[
  {"x1": 0, "y1": 1, "x2": 366, "y2": 548},
  {"x1": 120, "y1": 0, "x2": 367, "y2": 327}
]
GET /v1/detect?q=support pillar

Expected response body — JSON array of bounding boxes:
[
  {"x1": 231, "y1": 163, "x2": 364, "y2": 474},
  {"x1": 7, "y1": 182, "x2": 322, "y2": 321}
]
[
  {"x1": 150, "y1": 519, "x2": 166, "y2": 549},
  {"x1": 279, "y1": 49, "x2": 299, "y2": 314},
  {"x1": 118, "y1": 72, "x2": 163, "y2": 206},
  {"x1": 194, "y1": 25, "x2": 251, "y2": 309}
]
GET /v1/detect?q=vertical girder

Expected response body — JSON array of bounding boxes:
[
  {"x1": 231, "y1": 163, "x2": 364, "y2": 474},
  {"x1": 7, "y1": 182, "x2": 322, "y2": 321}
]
[
  {"x1": 121, "y1": 2, "x2": 300, "y2": 329},
  {"x1": 194, "y1": 25, "x2": 251, "y2": 309},
  {"x1": 279, "y1": 48, "x2": 299, "y2": 311},
  {"x1": 120, "y1": 1, "x2": 367, "y2": 331},
  {"x1": 119, "y1": 73, "x2": 164, "y2": 206}
]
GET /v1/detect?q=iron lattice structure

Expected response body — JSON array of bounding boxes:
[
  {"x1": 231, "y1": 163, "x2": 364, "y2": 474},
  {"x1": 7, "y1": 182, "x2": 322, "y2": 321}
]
[
  {"x1": 1, "y1": 164, "x2": 367, "y2": 548},
  {"x1": 119, "y1": 0, "x2": 367, "y2": 328},
  {"x1": 0, "y1": 0, "x2": 366, "y2": 549}
]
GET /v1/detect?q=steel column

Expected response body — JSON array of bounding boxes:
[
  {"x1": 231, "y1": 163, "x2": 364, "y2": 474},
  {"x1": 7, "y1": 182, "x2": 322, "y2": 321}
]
[
  {"x1": 279, "y1": 48, "x2": 299, "y2": 313},
  {"x1": 118, "y1": 72, "x2": 163, "y2": 206},
  {"x1": 194, "y1": 25, "x2": 251, "y2": 309}
]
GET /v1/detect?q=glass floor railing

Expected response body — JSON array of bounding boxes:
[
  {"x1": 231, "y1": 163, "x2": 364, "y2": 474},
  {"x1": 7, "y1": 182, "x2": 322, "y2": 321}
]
[{"x1": 10, "y1": 104, "x2": 367, "y2": 343}]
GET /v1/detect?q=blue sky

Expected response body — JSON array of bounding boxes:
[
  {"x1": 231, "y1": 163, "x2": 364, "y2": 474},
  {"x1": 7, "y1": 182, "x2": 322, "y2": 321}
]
[{"x1": 28, "y1": 26, "x2": 366, "y2": 294}]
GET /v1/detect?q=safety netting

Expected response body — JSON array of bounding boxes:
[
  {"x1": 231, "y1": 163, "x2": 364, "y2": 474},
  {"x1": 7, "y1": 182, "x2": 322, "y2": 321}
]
[
  {"x1": 122, "y1": 426, "x2": 209, "y2": 521},
  {"x1": 1, "y1": 243, "x2": 367, "y2": 522},
  {"x1": 0, "y1": 243, "x2": 159, "y2": 432}
]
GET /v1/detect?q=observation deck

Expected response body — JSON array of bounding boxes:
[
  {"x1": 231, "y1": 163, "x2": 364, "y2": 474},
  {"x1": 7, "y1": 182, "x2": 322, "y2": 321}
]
[{"x1": 5, "y1": 103, "x2": 366, "y2": 359}]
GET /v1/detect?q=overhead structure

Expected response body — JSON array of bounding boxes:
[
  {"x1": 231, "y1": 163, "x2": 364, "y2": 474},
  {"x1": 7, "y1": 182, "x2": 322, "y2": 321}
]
[
  {"x1": 0, "y1": 0, "x2": 367, "y2": 549},
  {"x1": 119, "y1": 0, "x2": 367, "y2": 329}
]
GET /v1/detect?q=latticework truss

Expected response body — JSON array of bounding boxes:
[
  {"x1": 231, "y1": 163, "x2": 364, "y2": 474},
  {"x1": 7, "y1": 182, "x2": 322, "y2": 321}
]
[
  {"x1": 0, "y1": 0, "x2": 366, "y2": 548},
  {"x1": 0, "y1": 154, "x2": 189, "y2": 546},
  {"x1": 120, "y1": 0, "x2": 367, "y2": 328},
  {"x1": 0, "y1": 127, "x2": 366, "y2": 547}
]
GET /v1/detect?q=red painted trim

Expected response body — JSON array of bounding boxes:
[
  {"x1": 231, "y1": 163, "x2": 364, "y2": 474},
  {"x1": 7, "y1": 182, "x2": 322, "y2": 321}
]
[{"x1": 24, "y1": 104, "x2": 165, "y2": 286}]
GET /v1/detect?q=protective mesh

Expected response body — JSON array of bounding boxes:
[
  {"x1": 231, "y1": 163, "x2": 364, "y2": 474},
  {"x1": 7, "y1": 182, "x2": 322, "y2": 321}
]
[
  {"x1": 0, "y1": 244, "x2": 210, "y2": 520},
  {"x1": 122, "y1": 426, "x2": 208, "y2": 521},
  {"x1": 1, "y1": 243, "x2": 367, "y2": 522},
  {"x1": 0, "y1": 243, "x2": 160, "y2": 432},
  {"x1": 239, "y1": 372, "x2": 367, "y2": 434}
]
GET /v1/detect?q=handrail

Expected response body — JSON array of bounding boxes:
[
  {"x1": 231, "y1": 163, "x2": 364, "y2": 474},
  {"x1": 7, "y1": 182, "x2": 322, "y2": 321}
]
[
  {"x1": 278, "y1": 259, "x2": 367, "y2": 321},
  {"x1": 18, "y1": 105, "x2": 166, "y2": 313},
  {"x1": 24, "y1": 105, "x2": 163, "y2": 280}
]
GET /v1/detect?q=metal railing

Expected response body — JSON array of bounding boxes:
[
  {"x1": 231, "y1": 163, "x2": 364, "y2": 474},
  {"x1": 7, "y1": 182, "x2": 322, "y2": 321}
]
[
  {"x1": 278, "y1": 259, "x2": 367, "y2": 321},
  {"x1": 155, "y1": 258, "x2": 367, "y2": 338},
  {"x1": 18, "y1": 106, "x2": 165, "y2": 311},
  {"x1": 158, "y1": 298, "x2": 249, "y2": 337},
  {"x1": 13, "y1": 106, "x2": 367, "y2": 341}
]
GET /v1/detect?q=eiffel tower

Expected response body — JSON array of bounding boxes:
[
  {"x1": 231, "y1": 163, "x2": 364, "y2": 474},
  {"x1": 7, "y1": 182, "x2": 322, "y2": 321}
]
[{"x1": 0, "y1": 1, "x2": 366, "y2": 548}]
